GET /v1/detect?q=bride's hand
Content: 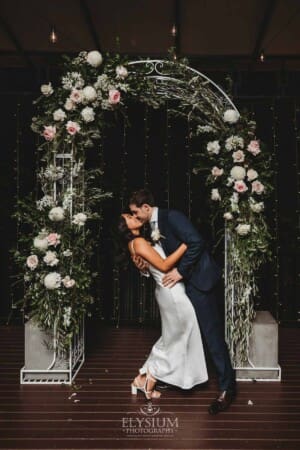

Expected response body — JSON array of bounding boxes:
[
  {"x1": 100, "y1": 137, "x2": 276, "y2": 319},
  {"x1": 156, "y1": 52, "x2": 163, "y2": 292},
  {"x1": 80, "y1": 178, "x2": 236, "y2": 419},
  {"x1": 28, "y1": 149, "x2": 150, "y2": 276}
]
[{"x1": 132, "y1": 255, "x2": 149, "y2": 273}]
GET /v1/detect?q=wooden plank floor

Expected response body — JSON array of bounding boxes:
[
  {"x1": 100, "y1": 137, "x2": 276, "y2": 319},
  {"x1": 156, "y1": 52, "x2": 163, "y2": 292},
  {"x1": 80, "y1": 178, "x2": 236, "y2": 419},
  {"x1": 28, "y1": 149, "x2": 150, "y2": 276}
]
[{"x1": 0, "y1": 322, "x2": 300, "y2": 449}]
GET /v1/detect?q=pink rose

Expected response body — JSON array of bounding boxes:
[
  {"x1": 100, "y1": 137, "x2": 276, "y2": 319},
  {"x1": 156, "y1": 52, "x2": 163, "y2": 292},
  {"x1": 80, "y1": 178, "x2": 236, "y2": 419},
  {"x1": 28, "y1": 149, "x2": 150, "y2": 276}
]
[
  {"x1": 70, "y1": 89, "x2": 83, "y2": 104},
  {"x1": 108, "y1": 89, "x2": 121, "y2": 105},
  {"x1": 211, "y1": 166, "x2": 224, "y2": 178},
  {"x1": 46, "y1": 233, "x2": 61, "y2": 247},
  {"x1": 232, "y1": 150, "x2": 245, "y2": 163},
  {"x1": 26, "y1": 254, "x2": 39, "y2": 270},
  {"x1": 251, "y1": 180, "x2": 265, "y2": 194},
  {"x1": 43, "y1": 125, "x2": 56, "y2": 141},
  {"x1": 247, "y1": 140, "x2": 261, "y2": 156},
  {"x1": 234, "y1": 180, "x2": 248, "y2": 193},
  {"x1": 66, "y1": 121, "x2": 80, "y2": 135}
]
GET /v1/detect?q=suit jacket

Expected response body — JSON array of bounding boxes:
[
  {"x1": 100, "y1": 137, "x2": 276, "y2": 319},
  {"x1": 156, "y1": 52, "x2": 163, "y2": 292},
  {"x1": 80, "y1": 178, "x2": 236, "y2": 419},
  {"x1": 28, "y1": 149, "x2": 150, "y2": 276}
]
[{"x1": 157, "y1": 208, "x2": 222, "y2": 292}]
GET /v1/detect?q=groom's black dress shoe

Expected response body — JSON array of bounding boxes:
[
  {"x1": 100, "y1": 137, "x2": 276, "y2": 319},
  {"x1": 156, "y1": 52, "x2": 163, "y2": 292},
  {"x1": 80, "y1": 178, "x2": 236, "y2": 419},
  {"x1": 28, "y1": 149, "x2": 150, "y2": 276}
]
[{"x1": 208, "y1": 390, "x2": 236, "y2": 415}]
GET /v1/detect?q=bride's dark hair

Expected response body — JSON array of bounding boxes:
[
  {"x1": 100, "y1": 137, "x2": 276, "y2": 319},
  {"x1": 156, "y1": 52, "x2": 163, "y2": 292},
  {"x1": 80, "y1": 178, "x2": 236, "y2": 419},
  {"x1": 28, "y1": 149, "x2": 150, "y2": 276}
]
[{"x1": 118, "y1": 215, "x2": 137, "y2": 244}]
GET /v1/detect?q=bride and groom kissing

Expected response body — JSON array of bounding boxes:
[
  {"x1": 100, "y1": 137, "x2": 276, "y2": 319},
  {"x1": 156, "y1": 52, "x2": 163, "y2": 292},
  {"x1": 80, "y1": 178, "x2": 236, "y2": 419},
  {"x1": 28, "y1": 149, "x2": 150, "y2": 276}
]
[{"x1": 118, "y1": 188, "x2": 236, "y2": 415}]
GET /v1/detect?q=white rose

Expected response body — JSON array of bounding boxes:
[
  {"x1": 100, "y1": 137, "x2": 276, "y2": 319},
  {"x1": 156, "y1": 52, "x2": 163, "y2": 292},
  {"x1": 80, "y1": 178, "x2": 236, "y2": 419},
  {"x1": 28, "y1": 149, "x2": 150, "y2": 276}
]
[
  {"x1": 26, "y1": 255, "x2": 39, "y2": 270},
  {"x1": 247, "y1": 169, "x2": 258, "y2": 181},
  {"x1": 207, "y1": 140, "x2": 220, "y2": 155},
  {"x1": 86, "y1": 50, "x2": 103, "y2": 67},
  {"x1": 63, "y1": 249, "x2": 72, "y2": 257},
  {"x1": 211, "y1": 188, "x2": 221, "y2": 201},
  {"x1": 230, "y1": 166, "x2": 246, "y2": 180},
  {"x1": 53, "y1": 108, "x2": 66, "y2": 122},
  {"x1": 64, "y1": 98, "x2": 75, "y2": 111},
  {"x1": 41, "y1": 82, "x2": 53, "y2": 96},
  {"x1": 151, "y1": 228, "x2": 165, "y2": 242},
  {"x1": 44, "y1": 272, "x2": 61, "y2": 290},
  {"x1": 250, "y1": 202, "x2": 264, "y2": 213},
  {"x1": 70, "y1": 89, "x2": 84, "y2": 104},
  {"x1": 72, "y1": 212, "x2": 87, "y2": 226},
  {"x1": 83, "y1": 86, "x2": 97, "y2": 102},
  {"x1": 43, "y1": 251, "x2": 59, "y2": 267},
  {"x1": 116, "y1": 65, "x2": 128, "y2": 79},
  {"x1": 33, "y1": 236, "x2": 48, "y2": 251},
  {"x1": 225, "y1": 135, "x2": 244, "y2": 151},
  {"x1": 211, "y1": 166, "x2": 224, "y2": 177},
  {"x1": 49, "y1": 206, "x2": 65, "y2": 222},
  {"x1": 223, "y1": 109, "x2": 240, "y2": 124},
  {"x1": 62, "y1": 275, "x2": 76, "y2": 288},
  {"x1": 224, "y1": 212, "x2": 233, "y2": 220},
  {"x1": 236, "y1": 224, "x2": 251, "y2": 236},
  {"x1": 81, "y1": 106, "x2": 95, "y2": 122}
]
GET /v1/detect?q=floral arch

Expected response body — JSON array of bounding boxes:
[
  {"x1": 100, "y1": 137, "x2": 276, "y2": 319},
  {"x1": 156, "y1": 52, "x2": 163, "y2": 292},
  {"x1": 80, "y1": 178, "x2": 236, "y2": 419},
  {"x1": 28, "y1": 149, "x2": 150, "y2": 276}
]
[{"x1": 15, "y1": 50, "x2": 273, "y2": 368}]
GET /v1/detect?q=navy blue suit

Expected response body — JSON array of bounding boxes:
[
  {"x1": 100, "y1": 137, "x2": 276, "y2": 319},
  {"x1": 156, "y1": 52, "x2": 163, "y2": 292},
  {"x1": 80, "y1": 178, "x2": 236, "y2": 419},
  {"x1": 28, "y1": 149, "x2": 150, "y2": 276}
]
[{"x1": 157, "y1": 208, "x2": 235, "y2": 391}]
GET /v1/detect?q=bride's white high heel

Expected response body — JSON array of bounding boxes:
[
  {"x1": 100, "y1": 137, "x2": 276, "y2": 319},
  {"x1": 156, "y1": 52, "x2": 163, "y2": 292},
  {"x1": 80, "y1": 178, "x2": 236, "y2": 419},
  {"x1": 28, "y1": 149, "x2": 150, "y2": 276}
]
[{"x1": 131, "y1": 372, "x2": 161, "y2": 400}]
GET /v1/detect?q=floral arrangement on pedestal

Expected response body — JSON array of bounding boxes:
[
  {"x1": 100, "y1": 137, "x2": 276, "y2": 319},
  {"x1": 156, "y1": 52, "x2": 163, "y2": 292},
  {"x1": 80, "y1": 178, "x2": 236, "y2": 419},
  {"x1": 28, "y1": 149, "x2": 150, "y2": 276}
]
[
  {"x1": 192, "y1": 109, "x2": 273, "y2": 364},
  {"x1": 13, "y1": 49, "x2": 273, "y2": 360}
]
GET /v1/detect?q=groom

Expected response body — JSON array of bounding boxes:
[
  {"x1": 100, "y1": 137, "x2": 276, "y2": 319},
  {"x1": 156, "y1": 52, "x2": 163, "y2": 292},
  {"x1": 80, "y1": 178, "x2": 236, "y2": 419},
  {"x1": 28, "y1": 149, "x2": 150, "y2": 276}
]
[{"x1": 128, "y1": 188, "x2": 236, "y2": 414}]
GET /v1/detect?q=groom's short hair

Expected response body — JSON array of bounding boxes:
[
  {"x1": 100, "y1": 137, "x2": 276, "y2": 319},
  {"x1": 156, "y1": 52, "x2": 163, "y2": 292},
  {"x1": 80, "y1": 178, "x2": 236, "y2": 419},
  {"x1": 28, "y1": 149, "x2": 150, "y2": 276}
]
[{"x1": 129, "y1": 189, "x2": 155, "y2": 207}]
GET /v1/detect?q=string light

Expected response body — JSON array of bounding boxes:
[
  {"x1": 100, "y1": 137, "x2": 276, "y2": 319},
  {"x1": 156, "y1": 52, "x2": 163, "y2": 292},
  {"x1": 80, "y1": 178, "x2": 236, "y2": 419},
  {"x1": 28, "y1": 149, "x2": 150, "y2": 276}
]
[
  {"x1": 171, "y1": 24, "x2": 177, "y2": 37},
  {"x1": 260, "y1": 50, "x2": 265, "y2": 62},
  {"x1": 49, "y1": 26, "x2": 58, "y2": 44}
]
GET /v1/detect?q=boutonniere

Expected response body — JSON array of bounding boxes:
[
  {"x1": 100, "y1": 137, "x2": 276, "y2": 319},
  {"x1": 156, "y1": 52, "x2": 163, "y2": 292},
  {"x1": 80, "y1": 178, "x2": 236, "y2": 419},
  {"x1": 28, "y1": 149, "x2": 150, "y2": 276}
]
[{"x1": 151, "y1": 228, "x2": 165, "y2": 242}]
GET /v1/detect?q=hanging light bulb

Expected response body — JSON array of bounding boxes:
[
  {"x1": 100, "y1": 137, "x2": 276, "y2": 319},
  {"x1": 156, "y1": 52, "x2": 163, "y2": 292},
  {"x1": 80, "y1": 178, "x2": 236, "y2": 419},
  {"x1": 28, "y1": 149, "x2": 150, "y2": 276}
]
[
  {"x1": 260, "y1": 50, "x2": 265, "y2": 62},
  {"x1": 171, "y1": 24, "x2": 177, "y2": 37},
  {"x1": 49, "y1": 26, "x2": 58, "y2": 44}
]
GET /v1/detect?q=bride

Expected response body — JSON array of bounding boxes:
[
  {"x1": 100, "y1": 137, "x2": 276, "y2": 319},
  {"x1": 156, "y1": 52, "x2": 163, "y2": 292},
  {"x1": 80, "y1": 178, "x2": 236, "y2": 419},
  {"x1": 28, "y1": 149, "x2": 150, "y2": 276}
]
[{"x1": 118, "y1": 213, "x2": 208, "y2": 400}]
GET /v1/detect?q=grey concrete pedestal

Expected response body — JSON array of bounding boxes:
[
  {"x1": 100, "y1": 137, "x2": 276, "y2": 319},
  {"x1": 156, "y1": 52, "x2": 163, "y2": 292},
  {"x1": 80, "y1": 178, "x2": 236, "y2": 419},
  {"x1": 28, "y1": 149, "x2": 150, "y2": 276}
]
[{"x1": 235, "y1": 311, "x2": 281, "y2": 381}]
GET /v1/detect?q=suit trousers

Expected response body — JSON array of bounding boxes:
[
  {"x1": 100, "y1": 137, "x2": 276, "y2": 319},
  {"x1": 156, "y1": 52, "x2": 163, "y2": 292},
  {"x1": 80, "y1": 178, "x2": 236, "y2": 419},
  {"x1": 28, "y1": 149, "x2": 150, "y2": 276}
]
[{"x1": 185, "y1": 283, "x2": 236, "y2": 392}]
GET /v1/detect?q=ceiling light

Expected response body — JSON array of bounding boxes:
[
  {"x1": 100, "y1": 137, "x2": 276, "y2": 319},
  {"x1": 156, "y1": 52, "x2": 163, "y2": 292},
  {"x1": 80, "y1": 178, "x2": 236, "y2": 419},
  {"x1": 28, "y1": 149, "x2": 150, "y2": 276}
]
[{"x1": 49, "y1": 27, "x2": 58, "y2": 44}]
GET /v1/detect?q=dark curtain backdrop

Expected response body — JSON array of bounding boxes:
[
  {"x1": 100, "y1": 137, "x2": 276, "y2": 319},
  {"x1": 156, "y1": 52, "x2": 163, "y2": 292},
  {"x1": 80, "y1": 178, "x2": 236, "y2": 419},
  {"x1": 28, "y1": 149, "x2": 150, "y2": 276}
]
[{"x1": 0, "y1": 69, "x2": 299, "y2": 326}]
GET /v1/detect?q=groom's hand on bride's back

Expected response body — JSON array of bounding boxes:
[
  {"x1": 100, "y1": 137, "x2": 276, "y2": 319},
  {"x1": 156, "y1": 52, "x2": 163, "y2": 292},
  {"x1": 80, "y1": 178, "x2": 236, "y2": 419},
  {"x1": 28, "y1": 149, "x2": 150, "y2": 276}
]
[{"x1": 162, "y1": 268, "x2": 183, "y2": 288}]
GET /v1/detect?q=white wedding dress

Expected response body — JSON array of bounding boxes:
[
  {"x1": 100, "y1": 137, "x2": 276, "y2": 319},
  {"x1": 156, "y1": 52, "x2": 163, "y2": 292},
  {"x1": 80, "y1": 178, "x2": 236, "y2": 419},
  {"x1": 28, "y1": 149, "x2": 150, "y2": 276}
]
[{"x1": 138, "y1": 243, "x2": 208, "y2": 389}]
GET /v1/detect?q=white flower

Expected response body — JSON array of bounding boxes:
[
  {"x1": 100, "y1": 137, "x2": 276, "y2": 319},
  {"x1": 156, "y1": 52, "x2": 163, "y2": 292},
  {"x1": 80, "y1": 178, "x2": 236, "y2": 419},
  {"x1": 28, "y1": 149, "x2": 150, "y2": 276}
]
[
  {"x1": 225, "y1": 135, "x2": 244, "y2": 151},
  {"x1": 64, "y1": 98, "x2": 76, "y2": 111},
  {"x1": 63, "y1": 307, "x2": 72, "y2": 327},
  {"x1": 236, "y1": 224, "x2": 251, "y2": 236},
  {"x1": 230, "y1": 166, "x2": 246, "y2": 180},
  {"x1": 197, "y1": 125, "x2": 214, "y2": 134},
  {"x1": 230, "y1": 193, "x2": 239, "y2": 212},
  {"x1": 53, "y1": 108, "x2": 66, "y2": 122},
  {"x1": 86, "y1": 50, "x2": 103, "y2": 67},
  {"x1": 33, "y1": 234, "x2": 49, "y2": 251},
  {"x1": 61, "y1": 72, "x2": 84, "y2": 90},
  {"x1": 249, "y1": 197, "x2": 264, "y2": 213},
  {"x1": 224, "y1": 212, "x2": 233, "y2": 220},
  {"x1": 72, "y1": 212, "x2": 87, "y2": 226},
  {"x1": 63, "y1": 249, "x2": 72, "y2": 257},
  {"x1": 211, "y1": 188, "x2": 221, "y2": 201},
  {"x1": 83, "y1": 86, "x2": 97, "y2": 102},
  {"x1": 151, "y1": 228, "x2": 165, "y2": 242},
  {"x1": 43, "y1": 251, "x2": 59, "y2": 267},
  {"x1": 36, "y1": 195, "x2": 54, "y2": 211},
  {"x1": 62, "y1": 275, "x2": 76, "y2": 288},
  {"x1": 43, "y1": 165, "x2": 64, "y2": 181},
  {"x1": 251, "y1": 180, "x2": 265, "y2": 195},
  {"x1": 116, "y1": 65, "x2": 128, "y2": 79},
  {"x1": 232, "y1": 150, "x2": 245, "y2": 163},
  {"x1": 81, "y1": 106, "x2": 95, "y2": 122},
  {"x1": 44, "y1": 272, "x2": 61, "y2": 290},
  {"x1": 26, "y1": 255, "x2": 39, "y2": 270},
  {"x1": 207, "y1": 140, "x2": 220, "y2": 155},
  {"x1": 226, "y1": 177, "x2": 234, "y2": 187},
  {"x1": 94, "y1": 74, "x2": 109, "y2": 90},
  {"x1": 211, "y1": 166, "x2": 224, "y2": 178},
  {"x1": 40, "y1": 82, "x2": 53, "y2": 96},
  {"x1": 247, "y1": 169, "x2": 258, "y2": 181},
  {"x1": 223, "y1": 109, "x2": 240, "y2": 124},
  {"x1": 49, "y1": 207, "x2": 65, "y2": 222}
]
